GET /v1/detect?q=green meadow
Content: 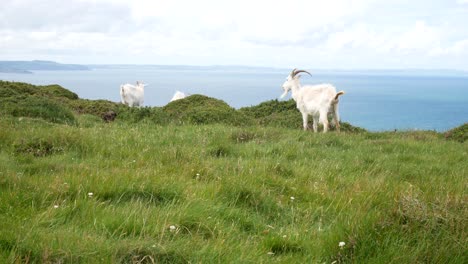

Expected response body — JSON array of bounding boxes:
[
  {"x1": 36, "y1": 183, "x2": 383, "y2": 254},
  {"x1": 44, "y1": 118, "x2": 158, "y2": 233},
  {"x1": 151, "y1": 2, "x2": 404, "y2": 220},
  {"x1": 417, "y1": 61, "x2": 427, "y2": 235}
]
[{"x1": 0, "y1": 81, "x2": 466, "y2": 263}]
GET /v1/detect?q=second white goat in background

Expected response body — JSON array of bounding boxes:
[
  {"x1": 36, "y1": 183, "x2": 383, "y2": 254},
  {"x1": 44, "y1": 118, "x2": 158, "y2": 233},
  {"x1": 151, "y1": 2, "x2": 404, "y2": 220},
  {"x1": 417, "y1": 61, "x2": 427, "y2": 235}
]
[
  {"x1": 170, "y1": 91, "x2": 188, "y2": 102},
  {"x1": 281, "y1": 69, "x2": 345, "y2": 133}
]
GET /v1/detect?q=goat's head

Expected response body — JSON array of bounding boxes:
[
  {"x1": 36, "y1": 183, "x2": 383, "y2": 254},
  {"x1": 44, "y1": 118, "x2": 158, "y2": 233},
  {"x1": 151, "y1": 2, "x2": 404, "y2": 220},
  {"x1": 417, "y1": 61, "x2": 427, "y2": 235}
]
[
  {"x1": 136, "y1": 81, "x2": 148, "y2": 88},
  {"x1": 280, "y1": 68, "x2": 312, "y2": 98}
]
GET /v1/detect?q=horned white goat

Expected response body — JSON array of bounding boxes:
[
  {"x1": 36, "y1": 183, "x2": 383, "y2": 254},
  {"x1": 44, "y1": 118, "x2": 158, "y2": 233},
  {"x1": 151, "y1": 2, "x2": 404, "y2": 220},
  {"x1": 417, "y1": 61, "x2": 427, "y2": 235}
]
[
  {"x1": 170, "y1": 91, "x2": 188, "y2": 102},
  {"x1": 120, "y1": 81, "x2": 146, "y2": 107},
  {"x1": 280, "y1": 68, "x2": 345, "y2": 133}
]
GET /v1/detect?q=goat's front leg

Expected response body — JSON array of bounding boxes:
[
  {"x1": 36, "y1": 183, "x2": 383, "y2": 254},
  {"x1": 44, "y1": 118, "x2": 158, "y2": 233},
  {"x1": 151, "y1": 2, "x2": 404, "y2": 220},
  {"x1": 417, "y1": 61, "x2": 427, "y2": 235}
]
[
  {"x1": 302, "y1": 112, "x2": 309, "y2": 131},
  {"x1": 312, "y1": 115, "x2": 319, "y2": 133}
]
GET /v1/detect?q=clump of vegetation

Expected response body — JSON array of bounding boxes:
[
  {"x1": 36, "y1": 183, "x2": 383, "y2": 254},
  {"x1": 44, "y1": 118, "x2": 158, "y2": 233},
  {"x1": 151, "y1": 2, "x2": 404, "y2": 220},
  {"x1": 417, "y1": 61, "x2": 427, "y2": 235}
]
[
  {"x1": 39, "y1": 84, "x2": 79, "y2": 100},
  {"x1": 444, "y1": 123, "x2": 467, "y2": 142},
  {"x1": 66, "y1": 99, "x2": 119, "y2": 117},
  {"x1": 0, "y1": 80, "x2": 78, "y2": 100},
  {"x1": 116, "y1": 106, "x2": 170, "y2": 124},
  {"x1": 239, "y1": 99, "x2": 300, "y2": 129},
  {"x1": 14, "y1": 137, "x2": 63, "y2": 157},
  {"x1": 163, "y1": 94, "x2": 254, "y2": 126},
  {"x1": 0, "y1": 95, "x2": 76, "y2": 124},
  {"x1": 0, "y1": 81, "x2": 77, "y2": 124}
]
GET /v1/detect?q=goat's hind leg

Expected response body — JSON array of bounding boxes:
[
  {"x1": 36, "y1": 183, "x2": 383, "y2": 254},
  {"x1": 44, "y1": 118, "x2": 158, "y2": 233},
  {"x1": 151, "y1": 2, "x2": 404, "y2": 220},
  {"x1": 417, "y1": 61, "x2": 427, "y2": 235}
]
[
  {"x1": 332, "y1": 103, "x2": 341, "y2": 132},
  {"x1": 319, "y1": 110, "x2": 329, "y2": 133}
]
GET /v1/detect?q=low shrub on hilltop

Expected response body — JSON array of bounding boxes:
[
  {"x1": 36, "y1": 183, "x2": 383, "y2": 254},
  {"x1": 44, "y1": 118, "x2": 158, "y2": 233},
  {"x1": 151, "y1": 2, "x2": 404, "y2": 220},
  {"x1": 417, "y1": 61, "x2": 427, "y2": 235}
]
[
  {"x1": 163, "y1": 94, "x2": 254, "y2": 126},
  {"x1": 0, "y1": 81, "x2": 77, "y2": 124},
  {"x1": 444, "y1": 123, "x2": 468, "y2": 143},
  {"x1": 0, "y1": 80, "x2": 78, "y2": 100},
  {"x1": 0, "y1": 95, "x2": 76, "y2": 125}
]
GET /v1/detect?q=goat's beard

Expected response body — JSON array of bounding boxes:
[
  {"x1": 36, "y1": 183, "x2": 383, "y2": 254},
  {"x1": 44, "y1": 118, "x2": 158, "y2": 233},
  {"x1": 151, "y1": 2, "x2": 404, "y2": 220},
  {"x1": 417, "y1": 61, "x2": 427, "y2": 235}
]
[{"x1": 280, "y1": 90, "x2": 289, "y2": 99}]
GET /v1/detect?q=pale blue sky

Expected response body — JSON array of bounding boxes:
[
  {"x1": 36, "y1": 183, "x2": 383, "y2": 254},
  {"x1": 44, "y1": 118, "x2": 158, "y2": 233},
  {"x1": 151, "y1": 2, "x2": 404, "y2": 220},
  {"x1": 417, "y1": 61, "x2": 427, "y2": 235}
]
[{"x1": 1, "y1": 0, "x2": 467, "y2": 70}]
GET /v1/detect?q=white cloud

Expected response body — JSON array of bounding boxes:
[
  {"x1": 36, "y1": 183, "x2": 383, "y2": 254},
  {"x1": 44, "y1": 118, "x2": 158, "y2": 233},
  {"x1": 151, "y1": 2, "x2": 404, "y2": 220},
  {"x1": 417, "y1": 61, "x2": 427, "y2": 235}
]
[
  {"x1": 0, "y1": 0, "x2": 467, "y2": 70},
  {"x1": 430, "y1": 39, "x2": 468, "y2": 56},
  {"x1": 395, "y1": 21, "x2": 441, "y2": 52}
]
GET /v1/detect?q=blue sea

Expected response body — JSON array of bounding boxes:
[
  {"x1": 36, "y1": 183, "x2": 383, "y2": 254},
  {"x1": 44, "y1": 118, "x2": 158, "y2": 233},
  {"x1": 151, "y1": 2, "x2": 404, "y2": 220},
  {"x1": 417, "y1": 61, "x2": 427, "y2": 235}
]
[{"x1": 1, "y1": 66, "x2": 467, "y2": 132}]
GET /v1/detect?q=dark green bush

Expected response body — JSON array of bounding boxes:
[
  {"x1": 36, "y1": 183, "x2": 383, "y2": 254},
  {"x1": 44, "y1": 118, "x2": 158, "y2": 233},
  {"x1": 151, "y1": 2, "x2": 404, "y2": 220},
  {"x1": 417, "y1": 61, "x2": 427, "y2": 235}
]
[
  {"x1": 240, "y1": 99, "x2": 298, "y2": 119},
  {"x1": 0, "y1": 81, "x2": 37, "y2": 97},
  {"x1": 14, "y1": 137, "x2": 63, "y2": 157},
  {"x1": 1, "y1": 96, "x2": 76, "y2": 124},
  {"x1": 0, "y1": 81, "x2": 77, "y2": 124},
  {"x1": 444, "y1": 123, "x2": 467, "y2": 143},
  {"x1": 116, "y1": 106, "x2": 170, "y2": 124},
  {"x1": 40, "y1": 84, "x2": 78, "y2": 100},
  {"x1": 163, "y1": 94, "x2": 254, "y2": 126},
  {"x1": 0, "y1": 81, "x2": 78, "y2": 100},
  {"x1": 66, "y1": 99, "x2": 119, "y2": 117}
]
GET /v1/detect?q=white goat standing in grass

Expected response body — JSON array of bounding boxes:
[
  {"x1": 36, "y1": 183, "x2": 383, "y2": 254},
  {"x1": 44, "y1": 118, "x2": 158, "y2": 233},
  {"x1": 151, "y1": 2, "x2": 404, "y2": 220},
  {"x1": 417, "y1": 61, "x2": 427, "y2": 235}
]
[
  {"x1": 120, "y1": 81, "x2": 146, "y2": 107},
  {"x1": 281, "y1": 69, "x2": 345, "y2": 133},
  {"x1": 170, "y1": 91, "x2": 188, "y2": 102}
]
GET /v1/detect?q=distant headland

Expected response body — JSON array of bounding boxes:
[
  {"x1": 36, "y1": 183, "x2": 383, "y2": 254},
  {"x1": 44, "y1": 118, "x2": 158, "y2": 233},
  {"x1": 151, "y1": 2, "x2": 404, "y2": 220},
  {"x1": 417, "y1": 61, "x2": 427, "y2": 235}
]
[{"x1": 0, "y1": 60, "x2": 90, "y2": 74}]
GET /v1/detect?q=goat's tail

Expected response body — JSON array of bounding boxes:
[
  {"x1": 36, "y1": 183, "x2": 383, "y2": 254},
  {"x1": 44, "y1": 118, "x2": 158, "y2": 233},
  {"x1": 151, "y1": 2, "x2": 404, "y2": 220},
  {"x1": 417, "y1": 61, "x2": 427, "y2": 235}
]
[{"x1": 334, "y1": 90, "x2": 345, "y2": 100}]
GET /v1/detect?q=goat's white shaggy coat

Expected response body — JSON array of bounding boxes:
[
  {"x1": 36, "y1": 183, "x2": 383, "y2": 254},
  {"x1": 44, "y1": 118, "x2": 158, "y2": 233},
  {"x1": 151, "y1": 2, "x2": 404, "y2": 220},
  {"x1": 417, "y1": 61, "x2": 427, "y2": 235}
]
[
  {"x1": 120, "y1": 81, "x2": 146, "y2": 107},
  {"x1": 170, "y1": 91, "x2": 188, "y2": 102},
  {"x1": 281, "y1": 69, "x2": 344, "y2": 133}
]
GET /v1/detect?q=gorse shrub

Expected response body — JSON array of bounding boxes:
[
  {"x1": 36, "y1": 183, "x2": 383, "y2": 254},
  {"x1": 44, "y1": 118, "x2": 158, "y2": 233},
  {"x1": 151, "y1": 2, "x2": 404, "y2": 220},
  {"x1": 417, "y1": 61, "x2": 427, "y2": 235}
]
[
  {"x1": 66, "y1": 99, "x2": 119, "y2": 117},
  {"x1": 444, "y1": 123, "x2": 467, "y2": 143},
  {"x1": 116, "y1": 106, "x2": 170, "y2": 124},
  {"x1": 239, "y1": 99, "x2": 298, "y2": 119},
  {"x1": 1, "y1": 96, "x2": 76, "y2": 124},
  {"x1": 163, "y1": 94, "x2": 254, "y2": 126},
  {"x1": 0, "y1": 81, "x2": 77, "y2": 124},
  {"x1": 40, "y1": 84, "x2": 79, "y2": 100},
  {"x1": 0, "y1": 80, "x2": 78, "y2": 100},
  {"x1": 14, "y1": 137, "x2": 63, "y2": 157}
]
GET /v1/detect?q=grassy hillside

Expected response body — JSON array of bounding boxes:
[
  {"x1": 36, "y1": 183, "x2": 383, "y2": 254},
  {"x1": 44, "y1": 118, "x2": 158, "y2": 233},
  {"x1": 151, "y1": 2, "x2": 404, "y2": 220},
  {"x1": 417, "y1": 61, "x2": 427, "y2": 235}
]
[
  {"x1": 0, "y1": 81, "x2": 466, "y2": 263},
  {"x1": 0, "y1": 80, "x2": 365, "y2": 131}
]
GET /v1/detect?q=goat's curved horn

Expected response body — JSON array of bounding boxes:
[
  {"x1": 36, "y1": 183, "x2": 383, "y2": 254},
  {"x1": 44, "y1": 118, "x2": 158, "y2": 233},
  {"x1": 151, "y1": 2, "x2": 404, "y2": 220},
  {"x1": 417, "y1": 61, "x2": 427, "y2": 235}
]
[
  {"x1": 290, "y1": 68, "x2": 298, "y2": 77},
  {"x1": 293, "y1": 69, "x2": 312, "y2": 77}
]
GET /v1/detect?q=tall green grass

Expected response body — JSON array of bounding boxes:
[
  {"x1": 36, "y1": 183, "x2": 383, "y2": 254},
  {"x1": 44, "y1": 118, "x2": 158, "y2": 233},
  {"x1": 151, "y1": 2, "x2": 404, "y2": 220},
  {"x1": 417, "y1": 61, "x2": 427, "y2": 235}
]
[{"x1": 0, "y1": 116, "x2": 466, "y2": 263}]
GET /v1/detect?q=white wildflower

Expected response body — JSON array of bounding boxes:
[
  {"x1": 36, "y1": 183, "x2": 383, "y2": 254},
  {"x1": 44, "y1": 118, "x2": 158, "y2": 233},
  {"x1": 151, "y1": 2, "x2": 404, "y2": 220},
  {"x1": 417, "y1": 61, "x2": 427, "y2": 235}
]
[
  {"x1": 290, "y1": 196, "x2": 295, "y2": 201},
  {"x1": 267, "y1": 252, "x2": 275, "y2": 255},
  {"x1": 169, "y1": 225, "x2": 176, "y2": 232},
  {"x1": 88, "y1": 192, "x2": 93, "y2": 197},
  {"x1": 54, "y1": 205, "x2": 59, "y2": 209},
  {"x1": 339, "y1": 241, "x2": 346, "y2": 248}
]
